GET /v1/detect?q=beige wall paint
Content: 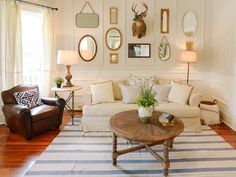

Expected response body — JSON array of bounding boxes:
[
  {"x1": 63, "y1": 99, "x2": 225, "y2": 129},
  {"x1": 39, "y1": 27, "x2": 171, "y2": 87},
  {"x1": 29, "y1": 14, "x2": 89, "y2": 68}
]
[{"x1": 205, "y1": 0, "x2": 236, "y2": 130}]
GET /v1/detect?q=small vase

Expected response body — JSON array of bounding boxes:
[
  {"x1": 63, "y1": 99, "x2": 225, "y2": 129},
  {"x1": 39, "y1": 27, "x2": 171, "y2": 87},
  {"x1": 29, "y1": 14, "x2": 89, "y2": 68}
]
[
  {"x1": 138, "y1": 106, "x2": 153, "y2": 123},
  {"x1": 56, "y1": 83, "x2": 61, "y2": 88}
]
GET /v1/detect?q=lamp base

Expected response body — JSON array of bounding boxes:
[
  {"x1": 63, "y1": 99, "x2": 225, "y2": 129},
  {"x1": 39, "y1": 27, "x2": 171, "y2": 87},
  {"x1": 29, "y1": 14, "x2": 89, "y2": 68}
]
[{"x1": 63, "y1": 81, "x2": 73, "y2": 87}]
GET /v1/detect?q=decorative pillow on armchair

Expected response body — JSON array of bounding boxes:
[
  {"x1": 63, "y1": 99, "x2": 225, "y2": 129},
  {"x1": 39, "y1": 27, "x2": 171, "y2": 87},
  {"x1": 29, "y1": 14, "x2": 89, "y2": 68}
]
[
  {"x1": 13, "y1": 88, "x2": 42, "y2": 109},
  {"x1": 168, "y1": 81, "x2": 193, "y2": 105}
]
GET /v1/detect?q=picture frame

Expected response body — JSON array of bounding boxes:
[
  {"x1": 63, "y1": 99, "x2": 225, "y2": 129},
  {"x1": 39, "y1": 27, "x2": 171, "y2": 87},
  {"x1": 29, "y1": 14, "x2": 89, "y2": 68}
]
[
  {"x1": 160, "y1": 9, "x2": 169, "y2": 33},
  {"x1": 110, "y1": 53, "x2": 118, "y2": 64},
  {"x1": 128, "y1": 43, "x2": 151, "y2": 58},
  {"x1": 110, "y1": 7, "x2": 118, "y2": 24}
]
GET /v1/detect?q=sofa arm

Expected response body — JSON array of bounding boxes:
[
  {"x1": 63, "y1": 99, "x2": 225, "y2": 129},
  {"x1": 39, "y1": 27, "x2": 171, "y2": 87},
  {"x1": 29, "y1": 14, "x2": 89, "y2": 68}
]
[
  {"x1": 189, "y1": 93, "x2": 202, "y2": 107},
  {"x1": 2, "y1": 104, "x2": 31, "y2": 119}
]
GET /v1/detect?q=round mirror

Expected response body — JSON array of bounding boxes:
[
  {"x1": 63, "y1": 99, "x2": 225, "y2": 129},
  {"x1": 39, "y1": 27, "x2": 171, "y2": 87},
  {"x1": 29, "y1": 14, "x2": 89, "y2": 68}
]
[
  {"x1": 78, "y1": 35, "x2": 97, "y2": 62},
  {"x1": 159, "y1": 36, "x2": 171, "y2": 61},
  {"x1": 105, "y1": 28, "x2": 122, "y2": 51},
  {"x1": 182, "y1": 10, "x2": 198, "y2": 37}
]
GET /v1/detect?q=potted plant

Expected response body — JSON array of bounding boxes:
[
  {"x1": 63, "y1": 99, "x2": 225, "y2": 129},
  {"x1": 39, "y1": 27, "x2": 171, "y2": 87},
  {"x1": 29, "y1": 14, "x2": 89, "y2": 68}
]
[
  {"x1": 136, "y1": 86, "x2": 158, "y2": 123},
  {"x1": 54, "y1": 76, "x2": 64, "y2": 88}
]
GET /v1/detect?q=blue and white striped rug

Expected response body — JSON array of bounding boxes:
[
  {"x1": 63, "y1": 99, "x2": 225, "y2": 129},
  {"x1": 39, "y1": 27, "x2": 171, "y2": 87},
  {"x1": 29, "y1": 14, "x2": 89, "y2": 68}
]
[{"x1": 24, "y1": 120, "x2": 236, "y2": 177}]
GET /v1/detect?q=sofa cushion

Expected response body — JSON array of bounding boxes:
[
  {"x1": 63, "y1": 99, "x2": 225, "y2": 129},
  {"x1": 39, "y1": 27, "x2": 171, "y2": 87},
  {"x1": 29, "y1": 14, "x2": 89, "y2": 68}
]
[
  {"x1": 119, "y1": 84, "x2": 141, "y2": 104},
  {"x1": 83, "y1": 101, "x2": 199, "y2": 118},
  {"x1": 90, "y1": 81, "x2": 115, "y2": 105},
  {"x1": 113, "y1": 80, "x2": 125, "y2": 100},
  {"x1": 31, "y1": 104, "x2": 59, "y2": 123},
  {"x1": 83, "y1": 101, "x2": 138, "y2": 116},
  {"x1": 168, "y1": 81, "x2": 193, "y2": 105}
]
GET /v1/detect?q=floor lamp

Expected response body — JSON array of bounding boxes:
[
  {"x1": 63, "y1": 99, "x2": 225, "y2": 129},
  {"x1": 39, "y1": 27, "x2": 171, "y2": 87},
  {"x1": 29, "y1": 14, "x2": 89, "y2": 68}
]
[
  {"x1": 57, "y1": 50, "x2": 79, "y2": 87},
  {"x1": 180, "y1": 49, "x2": 197, "y2": 84}
]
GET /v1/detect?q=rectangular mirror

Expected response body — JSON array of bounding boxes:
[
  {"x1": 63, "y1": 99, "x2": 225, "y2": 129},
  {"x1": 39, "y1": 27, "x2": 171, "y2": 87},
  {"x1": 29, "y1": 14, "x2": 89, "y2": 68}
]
[
  {"x1": 76, "y1": 13, "x2": 99, "y2": 28},
  {"x1": 110, "y1": 7, "x2": 118, "y2": 24},
  {"x1": 128, "y1": 43, "x2": 150, "y2": 58},
  {"x1": 161, "y1": 9, "x2": 169, "y2": 33}
]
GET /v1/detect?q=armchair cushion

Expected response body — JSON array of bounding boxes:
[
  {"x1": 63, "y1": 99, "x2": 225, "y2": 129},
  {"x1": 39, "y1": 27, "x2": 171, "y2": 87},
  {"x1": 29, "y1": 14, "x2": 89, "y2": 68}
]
[
  {"x1": 13, "y1": 88, "x2": 42, "y2": 108},
  {"x1": 31, "y1": 104, "x2": 59, "y2": 123}
]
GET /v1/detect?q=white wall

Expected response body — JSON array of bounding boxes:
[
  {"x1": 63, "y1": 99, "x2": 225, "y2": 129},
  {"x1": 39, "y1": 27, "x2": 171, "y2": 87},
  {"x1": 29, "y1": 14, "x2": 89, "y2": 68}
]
[
  {"x1": 53, "y1": 0, "x2": 207, "y2": 109},
  {"x1": 205, "y1": 0, "x2": 236, "y2": 130}
]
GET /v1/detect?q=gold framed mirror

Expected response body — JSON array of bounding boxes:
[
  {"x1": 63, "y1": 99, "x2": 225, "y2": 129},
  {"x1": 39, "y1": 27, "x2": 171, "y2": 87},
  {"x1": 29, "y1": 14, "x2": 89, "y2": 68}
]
[
  {"x1": 182, "y1": 10, "x2": 198, "y2": 37},
  {"x1": 78, "y1": 35, "x2": 97, "y2": 62},
  {"x1": 105, "y1": 28, "x2": 122, "y2": 51},
  {"x1": 159, "y1": 36, "x2": 171, "y2": 61}
]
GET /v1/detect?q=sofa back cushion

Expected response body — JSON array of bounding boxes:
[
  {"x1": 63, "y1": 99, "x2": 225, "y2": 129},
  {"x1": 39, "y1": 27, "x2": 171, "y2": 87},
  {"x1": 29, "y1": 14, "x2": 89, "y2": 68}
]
[
  {"x1": 119, "y1": 84, "x2": 141, "y2": 104},
  {"x1": 90, "y1": 81, "x2": 115, "y2": 105},
  {"x1": 113, "y1": 80, "x2": 125, "y2": 100},
  {"x1": 168, "y1": 81, "x2": 193, "y2": 105}
]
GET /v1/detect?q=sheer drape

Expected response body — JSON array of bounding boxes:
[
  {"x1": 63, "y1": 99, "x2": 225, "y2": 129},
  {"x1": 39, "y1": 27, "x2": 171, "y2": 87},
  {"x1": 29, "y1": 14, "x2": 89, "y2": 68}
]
[
  {"x1": 0, "y1": 0, "x2": 23, "y2": 124},
  {"x1": 41, "y1": 8, "x2": 56, "y2": 97}
]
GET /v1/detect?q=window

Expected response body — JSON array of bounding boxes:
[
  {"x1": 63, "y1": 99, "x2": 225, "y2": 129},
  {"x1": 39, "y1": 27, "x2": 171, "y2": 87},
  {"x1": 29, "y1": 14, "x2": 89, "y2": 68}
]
[{"x1": 21, "y1": 9, "x2": 43, "y2": 85}]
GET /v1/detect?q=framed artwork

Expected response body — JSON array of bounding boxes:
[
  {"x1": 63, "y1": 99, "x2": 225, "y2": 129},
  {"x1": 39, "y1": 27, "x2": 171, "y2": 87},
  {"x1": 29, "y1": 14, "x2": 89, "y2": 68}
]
[
  {"x1": 110, "y1": 53, "x2": 118, "y2": 64},
  {"x1": 128, "y1": 43, "x2": 151, "y2": 58},
  {"x1": 110, "y1": 7, "x2": 118, "y2": 24},
  {"x1": 160, "y1": 9, "x2": 169, "y2": 33}
]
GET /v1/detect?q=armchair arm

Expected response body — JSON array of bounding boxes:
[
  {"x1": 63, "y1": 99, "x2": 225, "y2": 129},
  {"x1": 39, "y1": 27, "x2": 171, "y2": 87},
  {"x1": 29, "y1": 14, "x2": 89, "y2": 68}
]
[
  {"x1": 2, "y1": 104, "x2": 31, "y2": 119},
  {"x1": 41, "y1": 97, "x2": 66, "y2": 107},
  {"x1": 189, "y1": 93, "x2": 202, "y2": 107}
]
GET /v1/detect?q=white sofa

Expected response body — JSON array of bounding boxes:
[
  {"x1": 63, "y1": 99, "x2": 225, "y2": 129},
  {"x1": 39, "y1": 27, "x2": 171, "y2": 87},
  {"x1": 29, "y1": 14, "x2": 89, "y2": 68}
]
[{"x1": 81, "y1": 79, "x2": 202, "y2": 132}]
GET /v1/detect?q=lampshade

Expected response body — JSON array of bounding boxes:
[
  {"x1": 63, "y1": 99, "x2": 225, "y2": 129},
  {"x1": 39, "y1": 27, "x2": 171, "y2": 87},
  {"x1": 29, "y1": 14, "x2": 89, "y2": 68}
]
[
  {"x1": 57, "y1": 50, "x2": 79, "y2": 65},
  {"x1": 180, "y1": 50, "x2": 197, "y2": 63}
]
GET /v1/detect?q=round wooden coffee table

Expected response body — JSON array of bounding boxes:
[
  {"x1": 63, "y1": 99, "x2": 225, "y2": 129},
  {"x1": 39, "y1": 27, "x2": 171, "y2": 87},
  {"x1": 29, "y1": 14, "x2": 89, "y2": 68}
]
[{"x1": 109, "y1": 110, "x2": 184, "y2": 177}]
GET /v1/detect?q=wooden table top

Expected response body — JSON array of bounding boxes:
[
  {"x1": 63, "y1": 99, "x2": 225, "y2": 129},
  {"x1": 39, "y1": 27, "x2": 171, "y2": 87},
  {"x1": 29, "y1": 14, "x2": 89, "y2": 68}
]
[{"x1": 109, "y1": 110, "x2": 184, "y2": 142}]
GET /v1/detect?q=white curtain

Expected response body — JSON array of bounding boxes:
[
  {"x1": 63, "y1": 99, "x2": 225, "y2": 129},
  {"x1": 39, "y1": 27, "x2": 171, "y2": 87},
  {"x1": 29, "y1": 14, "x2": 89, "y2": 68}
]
[
  {"x1": 0, "y1": 0, "x2": 23, "y2": 124},
  {"x1": 41, "y1": 8, "x2": 56, "y2": 97}
]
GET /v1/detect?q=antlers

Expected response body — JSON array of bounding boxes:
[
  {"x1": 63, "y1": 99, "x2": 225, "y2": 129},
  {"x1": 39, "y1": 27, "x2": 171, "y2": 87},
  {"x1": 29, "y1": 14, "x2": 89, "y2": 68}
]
[{"x1": 132, "y1": 1, "x2": 148, "y2": 16}]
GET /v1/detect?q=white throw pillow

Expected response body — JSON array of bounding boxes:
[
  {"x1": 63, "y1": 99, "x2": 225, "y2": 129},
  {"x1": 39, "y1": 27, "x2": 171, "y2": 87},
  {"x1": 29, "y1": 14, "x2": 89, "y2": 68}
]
[
  {"x1": 119, "y1": 84, "x2": 141, "y2": 104},
  {"x1": 152, "y1": 84, "x2": 171, "y2": 103},
  {"x1": 90, "y1": 81, "x2": 115, "y2": 105},
  {"x1": 168, "y1": 81, "x2": 193, "y2": 105}
]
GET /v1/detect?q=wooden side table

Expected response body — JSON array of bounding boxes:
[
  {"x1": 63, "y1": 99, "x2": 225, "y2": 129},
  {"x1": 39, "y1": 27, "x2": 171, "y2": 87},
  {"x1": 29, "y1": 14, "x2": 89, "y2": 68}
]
[{"x1": 51, "y1": 86, "x2": 82, "y2": 125}]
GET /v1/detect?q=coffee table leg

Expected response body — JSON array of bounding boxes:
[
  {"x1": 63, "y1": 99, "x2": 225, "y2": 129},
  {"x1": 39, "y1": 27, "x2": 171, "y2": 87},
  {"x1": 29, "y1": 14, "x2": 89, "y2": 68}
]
[
  {"x1": 112, "y1": 133, "x2": 118, "y2": 166},
  {"x1": 163, "y1": 141, "x2": 170, "y2": 177}
]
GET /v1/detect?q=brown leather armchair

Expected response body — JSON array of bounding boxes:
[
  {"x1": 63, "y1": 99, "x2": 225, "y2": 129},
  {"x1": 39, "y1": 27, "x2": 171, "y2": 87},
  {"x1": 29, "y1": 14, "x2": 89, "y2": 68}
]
[{"x1": 1, "y1": 85, "x2": 66, "y2": 140}]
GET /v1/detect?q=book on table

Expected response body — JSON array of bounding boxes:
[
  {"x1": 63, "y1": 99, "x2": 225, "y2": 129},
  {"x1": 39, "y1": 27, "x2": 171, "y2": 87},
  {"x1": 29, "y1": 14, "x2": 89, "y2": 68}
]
[{"x1": 159, "y1": 113, "x2": 174, "y2": 123}]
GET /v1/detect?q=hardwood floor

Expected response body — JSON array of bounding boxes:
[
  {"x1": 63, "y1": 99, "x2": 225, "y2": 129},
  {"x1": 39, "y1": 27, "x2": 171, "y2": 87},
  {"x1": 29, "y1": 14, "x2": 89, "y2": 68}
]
[{"x1": 0, "y1": 114, "x2": 235, "y2": 177}]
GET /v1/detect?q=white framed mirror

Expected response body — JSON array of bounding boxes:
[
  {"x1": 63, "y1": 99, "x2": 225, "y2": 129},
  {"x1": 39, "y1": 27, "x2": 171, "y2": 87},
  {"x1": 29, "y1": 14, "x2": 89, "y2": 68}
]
[
  {"x1": 182, "y1": 10, "x2": 198, "y2": 37},
  {"x1": 159, "y1": 36, "x2": 171, "y2": 61},
  {"x1": 78, "y1": 35, "x2": 97, "y2": 62},
  {"x1": 105, "y1": 28, "x2": 122, "y2": 51}
]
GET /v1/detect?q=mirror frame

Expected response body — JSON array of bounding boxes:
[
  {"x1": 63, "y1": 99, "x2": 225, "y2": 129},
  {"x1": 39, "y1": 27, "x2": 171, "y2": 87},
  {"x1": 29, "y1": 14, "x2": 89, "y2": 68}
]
[
  {"x1": 182, "y1": 10, "x2": 198, "y2": 37},
  {"x1": 78, "y1": 35, "x2": 97, "y2": 62},
  {"x1": 159, "y1": 36, "x2": 171, "y2": 61},
  {"x1": 105, "y1": 28, "x2": 122, "y2": 51}
]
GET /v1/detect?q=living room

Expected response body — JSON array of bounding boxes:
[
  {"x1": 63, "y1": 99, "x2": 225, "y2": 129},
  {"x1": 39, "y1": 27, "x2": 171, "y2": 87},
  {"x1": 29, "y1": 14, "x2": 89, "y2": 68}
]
[{"x1": 1, "y1": 0, "x2": 236, "y2": 176}]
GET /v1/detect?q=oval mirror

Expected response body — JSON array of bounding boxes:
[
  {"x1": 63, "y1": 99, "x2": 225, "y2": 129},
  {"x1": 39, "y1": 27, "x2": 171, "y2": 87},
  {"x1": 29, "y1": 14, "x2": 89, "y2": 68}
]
[
  {"x1": 182, "y1": 10, "x2": 198, "y2": 37},
  {"x1": 105, "y1": 28, "x2": 122, "y2": 51},
  {"x1": 159, "y1": 36, "x2": 171, "y2": 61},
  {"x1": 78, "y1": 35, "x2": 97, "y2": 62}
]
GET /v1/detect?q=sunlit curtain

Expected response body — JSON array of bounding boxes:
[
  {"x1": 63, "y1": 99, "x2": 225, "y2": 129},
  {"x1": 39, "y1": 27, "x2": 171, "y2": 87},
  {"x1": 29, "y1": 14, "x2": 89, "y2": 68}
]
[
  {"x1": 0, "y1": 0, "x2": 23, "y2": 124},
  {"x1": 41, "y1": 8, "x2": 56, "y2": 97}
]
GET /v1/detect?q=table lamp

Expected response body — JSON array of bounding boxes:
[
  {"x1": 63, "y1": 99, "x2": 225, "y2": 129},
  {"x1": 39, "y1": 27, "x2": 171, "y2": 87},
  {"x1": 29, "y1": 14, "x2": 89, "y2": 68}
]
[
  {"x1": 57, "y1": 50, "x2": 79, "y2": 87},
  {"x1": 180, "y1": 42, "x2": 197, "y2": 84}
]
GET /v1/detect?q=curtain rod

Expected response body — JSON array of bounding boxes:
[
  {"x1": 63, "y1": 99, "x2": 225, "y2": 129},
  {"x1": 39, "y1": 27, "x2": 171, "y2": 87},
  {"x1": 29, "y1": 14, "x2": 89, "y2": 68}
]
[{"x1": 16, "y1": 0, "x2": 58, "y2": 11}]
